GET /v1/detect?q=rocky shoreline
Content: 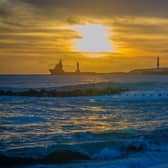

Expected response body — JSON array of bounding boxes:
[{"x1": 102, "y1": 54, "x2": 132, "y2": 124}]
[
  {"x1": 0, "y1": 82, "x2": 128, "y2": 97},
  {"x1": 0, "y1": 87, "x2": 127, "y2": 97}
]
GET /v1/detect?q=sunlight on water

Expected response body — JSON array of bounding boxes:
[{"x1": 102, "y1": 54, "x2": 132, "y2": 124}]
[
  {"x1": 0, "y1": 95, "x2": 168, "y2": 153},
  {"x1": 0, "y1": 75, "x2": 168, "y2": 166},
  {"x1": 80, "y1": 106, "x2": 106, "y2": 112}
]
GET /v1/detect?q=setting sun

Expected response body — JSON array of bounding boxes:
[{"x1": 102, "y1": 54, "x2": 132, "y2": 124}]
[{"x1": 72, "y1": 24, "x2": 113, "y2": 54}]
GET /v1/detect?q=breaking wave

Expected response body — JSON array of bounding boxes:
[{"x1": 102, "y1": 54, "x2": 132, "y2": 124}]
[{"x1": 1, "y1": 129, "x2": 168, "y2": 166}]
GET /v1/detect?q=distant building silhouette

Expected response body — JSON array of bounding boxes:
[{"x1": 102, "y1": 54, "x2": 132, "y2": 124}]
[
  {"x1": 76, "y1": 62, "x2": 80, "y2": 73},
  {"x1": 157, "y1": 56, "x2": 160, "y2": 69}
]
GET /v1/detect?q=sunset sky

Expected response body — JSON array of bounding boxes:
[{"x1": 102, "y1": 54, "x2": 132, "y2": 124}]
[{"x1": 0, "y1": 0, "x2": 168, "y2": 74}]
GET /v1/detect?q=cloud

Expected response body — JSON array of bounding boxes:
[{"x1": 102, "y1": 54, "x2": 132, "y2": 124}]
[
  {"x1": 21, "y1": 0, "x2": 168, "y2": 18},
  {"x1": 0, "y1": 0, "x2": 168, "y2": 73},
  {"x1": 1, "y1": 0, "x2": 168, "y2": 24}
]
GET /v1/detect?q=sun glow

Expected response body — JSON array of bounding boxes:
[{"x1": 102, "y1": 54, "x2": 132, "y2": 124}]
[{"x1": 72, "y1": 24, "x2": 113, "y2": 55}]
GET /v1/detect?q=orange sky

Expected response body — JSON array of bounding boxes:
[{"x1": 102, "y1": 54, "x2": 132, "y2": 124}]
[{"x1": 0, "y1": 0, "x2": 168, "y2": 74}]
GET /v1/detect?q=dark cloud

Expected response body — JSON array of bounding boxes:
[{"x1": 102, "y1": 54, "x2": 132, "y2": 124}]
[
  {"x1": 1, "y1": 0, "x2": 168, "y2": 23},
  {"x1": 66, "y1": 17, "x2": 82, "y2": 25},
  {"x1": 113, "y1": 24, "x2": 168, "y2": 35},
  {"x1": 0, "y1": 7, "x2": 9, "y2": 17},
  {"x1": 1, "y1": 0, "x2": 168, "y2": 29},
  {"x1": 21, "y1": 0, "x2": 168, "y2": 18},
  {"x1": 1, "y1": 20, "x2": 25, "y2": 28}
]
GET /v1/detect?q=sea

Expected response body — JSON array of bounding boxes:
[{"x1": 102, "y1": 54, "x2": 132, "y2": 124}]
[{"x1": 0, "y1": 74, "x2": 168, "y2": 168}]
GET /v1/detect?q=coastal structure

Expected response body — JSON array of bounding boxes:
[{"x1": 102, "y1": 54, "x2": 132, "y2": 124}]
[
  {"x1": 76, "y1": 62, "x2": 80, "y2": 73},
  {"x1": 157, "y1": 56, "x2": 160, "y2": 70},
  {"x1": 49, "y1": 57, "x2": 168, "y2": 75},
  {"x1": 130, "y1": 56, "x2": 168, "y2": 74},
  {"x1": 49, "y1": 59, "x2": 96, "y2": 75}
]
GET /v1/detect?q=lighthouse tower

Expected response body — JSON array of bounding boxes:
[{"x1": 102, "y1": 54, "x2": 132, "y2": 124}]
[
  {"x1": 157, "y1": 56, "x2": 160, "y2": 70},
  {"x1": 76, "y1": 62, "x2": 80, "y2": 73}
]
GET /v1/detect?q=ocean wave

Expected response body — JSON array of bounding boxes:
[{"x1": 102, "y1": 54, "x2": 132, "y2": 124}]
[
  {"x1": 1, "y1": 128, "x2": 168, "y2": 166},
  {"x1": 1, "y1": 142, "x2": 168, "y2": 167}
]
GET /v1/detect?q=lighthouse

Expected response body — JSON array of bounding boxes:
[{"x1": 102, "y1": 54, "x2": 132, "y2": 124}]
[
  {"x1": 157, "y1": 56, "x2": 160, "y2": 70},
  {"x1": 76, "y1": 62, "x2": 80, "y2": 73}
]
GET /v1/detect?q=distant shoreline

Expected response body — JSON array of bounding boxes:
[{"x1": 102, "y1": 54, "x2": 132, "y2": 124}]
[
  {"x1": 1, "y1": 68, "x2": 168, "y2": 75},
  {"x1": 49, "y1": 67, "x2": 168, "y2": 75}
]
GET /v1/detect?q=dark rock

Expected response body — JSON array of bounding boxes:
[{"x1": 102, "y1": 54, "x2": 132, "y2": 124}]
[
  {"x1": 126, "y1": 143, "x2": 147, "y2": 153},
  {"x1": 0, "y1": 154, "x2": 37, "y2": 166},
  {"x1": 42, "y1": 150, "x2": 90, "y2": 163}
]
